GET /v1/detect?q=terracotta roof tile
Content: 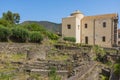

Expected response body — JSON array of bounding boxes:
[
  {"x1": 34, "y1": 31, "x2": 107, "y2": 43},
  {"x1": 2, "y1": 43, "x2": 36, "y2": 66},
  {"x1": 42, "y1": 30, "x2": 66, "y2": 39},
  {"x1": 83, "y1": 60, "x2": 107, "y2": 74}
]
[{"x1": 82, "y1": 13, "x2": 118, "y2": 20}]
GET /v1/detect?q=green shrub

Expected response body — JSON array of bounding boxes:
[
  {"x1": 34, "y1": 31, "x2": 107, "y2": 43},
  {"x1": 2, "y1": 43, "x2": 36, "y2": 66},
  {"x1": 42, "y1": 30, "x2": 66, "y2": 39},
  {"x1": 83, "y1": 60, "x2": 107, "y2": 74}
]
[
  {"x1": 47, "y1": 32, "x2": 59, "y2": 40},
  {"x1": 93, "y1": 45, "x2": 106, "y2": 56},
  {"x1": 101, "y1": 75, "x2": 109, "y2": 80},
  {"x1": 29, "y1": 31, "x2": 43, "y2": 43},
  {"x1": 0, "y1": 73, "x2": 14, "y2": 80},
  {"x1": 49, "y1": 67, "x2": 61, "y2": 80},
  {"x1": 0, "y1": 25, "x2": 11, "y2": 41},
  {"x1": 114, "y1": 63, "x2": 120, "y2": 75},
  {"x1": 10, "y1": 27, "x2": 29, "y2": 42},
  {"x1": 63, "y1": 37, "x2": 76, "y2": 42},
  {"x1": 93, "y1": 45, "x2": 107, "y2": 62}
]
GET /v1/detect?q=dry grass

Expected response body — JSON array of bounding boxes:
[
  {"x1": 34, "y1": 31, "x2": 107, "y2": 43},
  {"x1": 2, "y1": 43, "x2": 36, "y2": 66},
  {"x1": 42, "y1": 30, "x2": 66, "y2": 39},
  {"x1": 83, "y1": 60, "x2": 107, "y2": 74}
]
[{"x1": 47, "y1": 54, "x2": 69, "y2": 61}]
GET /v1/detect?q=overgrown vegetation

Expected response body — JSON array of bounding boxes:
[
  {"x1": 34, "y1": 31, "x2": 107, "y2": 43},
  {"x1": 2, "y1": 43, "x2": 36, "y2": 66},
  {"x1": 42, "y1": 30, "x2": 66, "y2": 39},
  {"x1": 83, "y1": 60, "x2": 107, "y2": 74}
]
[
  {"x1": 0, "y1": 11, "x2": 60, "y2": 43},
  {"x1": 29, "y1": 31, "x2": 43, "y2": 43},
  {"x1": 0, "y1": 73, "x2": 14, "y2": 80},
  {"x1": 47, "y1": 32, "x2": 59, "y2": 40},
  {"x1": 11, "y1": 27, "x2": 29, "y2": 42},
  {"x1": 112, "y1": 57, "x2": 120, "y2": 78},
  {"x1": 49, "y1": 67, "x2": 61, "y2": 80},
  {"x1": 0, "y1": 53, "x2": 25, "y2": 80},
  {"x1": 113, "y1": 63, "x2": 120, "y2": 75},
  {"x1": 93, "y1": 45, "x2": 107, "y2": 63},
  {"x1": 0, "y1": 52, "x2": 50, "y2": 80},
  {"x1": 63, "y1": 37, "x2": 76, "y2": 42},
  {"x1": 48, "y1": 54, "x2": 69, "y2": 61},
  {"x1": 101, "y1": 75, "x2": 109, "y2": 80},
  {"x1": 0, "y1": 25, "x2": 11, "y2": 41}
]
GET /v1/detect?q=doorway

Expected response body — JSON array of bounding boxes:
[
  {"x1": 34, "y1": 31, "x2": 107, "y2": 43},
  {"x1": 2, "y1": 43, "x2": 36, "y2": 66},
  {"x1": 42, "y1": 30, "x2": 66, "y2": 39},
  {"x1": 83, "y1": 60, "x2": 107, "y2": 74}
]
[{"x1": 85, "y1": 36, "x2": 88, "y2": 44}]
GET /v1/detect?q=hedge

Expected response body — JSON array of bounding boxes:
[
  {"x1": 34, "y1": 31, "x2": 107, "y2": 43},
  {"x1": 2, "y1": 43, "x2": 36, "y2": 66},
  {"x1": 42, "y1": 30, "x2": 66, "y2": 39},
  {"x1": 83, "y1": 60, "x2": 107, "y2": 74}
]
[
  {"x1": 29, "y1": 31, "x2": 43, "y2": 43},
  {"x1": 0, "y1": 25, "x2": 11, "y2": 41},
  {"x1": 11, "y1": 27, "x2": 29, "y2": 42},
  {"x1": 63, "y1": 37, "x2": 76, "y2": 42}
]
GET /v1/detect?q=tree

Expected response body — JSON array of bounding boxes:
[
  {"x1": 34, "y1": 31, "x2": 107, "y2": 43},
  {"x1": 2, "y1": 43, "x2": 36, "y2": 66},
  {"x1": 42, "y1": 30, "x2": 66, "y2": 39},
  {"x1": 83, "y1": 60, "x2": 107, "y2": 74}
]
[
  {"x1": 2, "y1": 11, "x2": 20, "y2": 24},
  {"x1": 0, "y1": 18, "x2": 10, "y2": 27},
  {"x1": 13, "y1": 13, "x2": 20, "y2": 24}
]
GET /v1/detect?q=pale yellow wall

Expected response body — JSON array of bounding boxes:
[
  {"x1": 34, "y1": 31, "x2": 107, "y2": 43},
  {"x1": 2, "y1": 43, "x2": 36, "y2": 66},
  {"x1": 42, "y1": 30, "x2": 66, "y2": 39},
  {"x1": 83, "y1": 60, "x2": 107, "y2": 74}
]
[
  {"x1": 62, "y1": 10, "x2": 84, "y2": 43},
  {"x1": 81, "y1": 20, "x2": 94, "y2": 45},
  {"x1": 62, "y1": 16, "x2": 84, "y2": 43},
  {"x1": 81, "y1": 18, "x2": 113, "y2": 47},
  {"x1": 62, "y1": 17, "x2": 76, "y2": 38},
  {"x1": 95, "y1": 19, "x2": 112, "y2": 47}
]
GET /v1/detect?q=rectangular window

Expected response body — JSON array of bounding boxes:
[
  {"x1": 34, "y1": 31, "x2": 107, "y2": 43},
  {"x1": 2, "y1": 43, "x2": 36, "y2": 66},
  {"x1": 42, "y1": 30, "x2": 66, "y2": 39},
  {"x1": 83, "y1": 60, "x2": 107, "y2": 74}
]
[
  {"x1": 102, "y1": 36, "x2": 106, "y2": 42},
  {"x1": 67, "y1": 24, "x2": 71, "y2": 29},
  {"x1": 85, "y1": 36, "x2": 88, "y2": 44},
  {"x1": 103, "y1": 22, "x2": 106, "y2": 27},
  {"x1": 85, "y1": 24, "x2": 87, "y2": 28}
]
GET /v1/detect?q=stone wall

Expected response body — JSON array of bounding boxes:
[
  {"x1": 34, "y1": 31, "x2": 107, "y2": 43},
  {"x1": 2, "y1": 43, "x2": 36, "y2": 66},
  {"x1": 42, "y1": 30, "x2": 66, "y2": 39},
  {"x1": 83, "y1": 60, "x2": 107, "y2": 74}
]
[{"x1": 0, "y1": 42, "x2": 50, "y2": 59}]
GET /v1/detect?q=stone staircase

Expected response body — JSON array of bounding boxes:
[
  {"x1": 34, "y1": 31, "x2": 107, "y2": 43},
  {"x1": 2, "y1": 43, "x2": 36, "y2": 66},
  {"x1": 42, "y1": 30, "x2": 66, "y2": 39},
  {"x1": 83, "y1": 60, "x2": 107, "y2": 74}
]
[{"x1": 67, "y1": 61, "x2": 96, "y2": 80}]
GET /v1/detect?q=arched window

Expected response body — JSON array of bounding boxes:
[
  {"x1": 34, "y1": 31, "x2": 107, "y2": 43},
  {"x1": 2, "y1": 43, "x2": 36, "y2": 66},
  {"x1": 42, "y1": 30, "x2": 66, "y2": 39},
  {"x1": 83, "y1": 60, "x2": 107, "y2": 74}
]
[{"x1": 103, "y1": 22, "x2": 106, "y2": 27}]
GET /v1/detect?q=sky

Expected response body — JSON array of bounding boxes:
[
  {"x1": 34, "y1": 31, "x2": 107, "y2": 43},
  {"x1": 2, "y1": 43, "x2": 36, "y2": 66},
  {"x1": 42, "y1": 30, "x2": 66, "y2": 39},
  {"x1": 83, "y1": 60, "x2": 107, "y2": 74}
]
[{"x1": 0, "y1": 0, "x2": 120, "y2": 24}]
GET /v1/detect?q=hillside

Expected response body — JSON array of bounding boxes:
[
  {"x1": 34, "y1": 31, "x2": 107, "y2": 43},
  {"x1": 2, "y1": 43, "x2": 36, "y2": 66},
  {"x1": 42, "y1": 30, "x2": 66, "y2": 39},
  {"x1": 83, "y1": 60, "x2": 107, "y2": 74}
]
[
  {"x1": 22, "y1": 21, "x2": 62, "y2": 34},
  {"x1": 0, "y1": 42, "x2": 120, "y2": 80}
]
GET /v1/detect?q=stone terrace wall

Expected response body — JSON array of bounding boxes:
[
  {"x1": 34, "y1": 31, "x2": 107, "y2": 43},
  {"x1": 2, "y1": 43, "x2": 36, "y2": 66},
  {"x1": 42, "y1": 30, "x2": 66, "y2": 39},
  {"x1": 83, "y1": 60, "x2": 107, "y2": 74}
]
[{"x1": 0, "y1": 42, "x2": 50, "y2": 59}]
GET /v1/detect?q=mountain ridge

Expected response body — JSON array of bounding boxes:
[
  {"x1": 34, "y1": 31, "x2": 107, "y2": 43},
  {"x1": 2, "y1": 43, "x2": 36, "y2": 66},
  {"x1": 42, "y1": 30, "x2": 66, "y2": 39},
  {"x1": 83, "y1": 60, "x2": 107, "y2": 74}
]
[{"x1": 22, "y1": 21, "x2": 62, "y2": 34}]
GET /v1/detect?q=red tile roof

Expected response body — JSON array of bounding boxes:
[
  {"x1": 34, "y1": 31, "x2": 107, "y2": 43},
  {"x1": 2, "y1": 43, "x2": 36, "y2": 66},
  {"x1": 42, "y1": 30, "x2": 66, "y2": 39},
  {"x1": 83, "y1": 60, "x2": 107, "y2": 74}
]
[{"x1": 82, "y1": 13, "x2": 118, "y2": 20}]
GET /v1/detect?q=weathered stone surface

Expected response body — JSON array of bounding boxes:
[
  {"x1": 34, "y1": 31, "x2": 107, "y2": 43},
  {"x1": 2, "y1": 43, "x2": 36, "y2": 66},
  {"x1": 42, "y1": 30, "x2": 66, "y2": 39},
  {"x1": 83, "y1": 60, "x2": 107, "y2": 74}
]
[{"x1": 0, "y1": 43, "x2": 51, "y2": 60}]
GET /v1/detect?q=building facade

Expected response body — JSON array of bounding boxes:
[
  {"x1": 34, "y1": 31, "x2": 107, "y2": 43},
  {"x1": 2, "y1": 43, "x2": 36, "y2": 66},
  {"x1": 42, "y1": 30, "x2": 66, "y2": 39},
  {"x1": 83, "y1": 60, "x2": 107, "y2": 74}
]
[{"x1": 62, "y1": 10, "x2": 118, "y2": 47}]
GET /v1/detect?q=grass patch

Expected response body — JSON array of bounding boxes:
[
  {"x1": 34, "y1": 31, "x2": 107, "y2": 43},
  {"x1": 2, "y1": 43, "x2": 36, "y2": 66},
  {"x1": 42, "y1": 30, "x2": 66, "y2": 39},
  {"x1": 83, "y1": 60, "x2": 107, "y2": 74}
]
[
  {"x1": 101, "y1": 75, "x2": 109, "y2": 80},
  {"x1": 48, "y1": 55, "x2": 69, "y2": 61},
  {"x1": 0, "y1": 73, "x2": 15, "y2": 80},
  {"x1": 29, "y1": 73, "x2": 41, "y2": 80},
  {"x1": 0, "y1": 53, "x2": 26, "y2": 62},
  {"x1": 10, "y1": 53, "x2": 26, "y2": 62}
]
